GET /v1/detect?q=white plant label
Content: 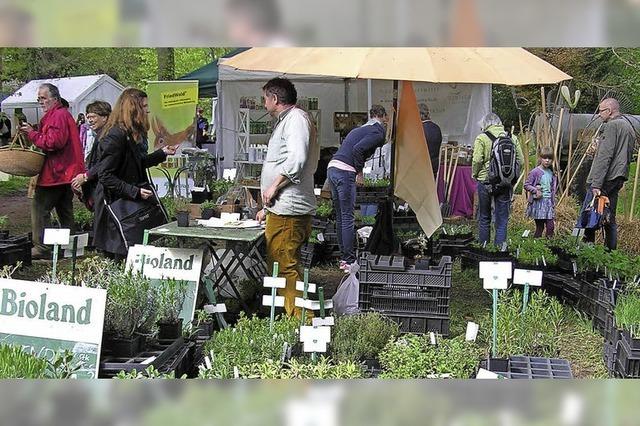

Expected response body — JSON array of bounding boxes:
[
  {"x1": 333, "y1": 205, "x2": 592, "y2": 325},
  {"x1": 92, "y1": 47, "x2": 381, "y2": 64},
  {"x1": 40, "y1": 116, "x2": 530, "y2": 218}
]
[
  {"x1": 465, "y1": 322, "x2": 479, "y2": 342},
  {"x1": 204, "y1": 303, "x2": 227, "y2": 314},
  {"x1": 263, "y1": 277, "x2": 286, "y2": 288},
  {"x1": 62, "y1": 233, "x2": 89, "y2": 250},
  {"x1": 522, "y1": 230, "x2": 530, "y2": 238},
  {"x1": 304, "y1": 300, "x2": 333, "y2": 311},
  {"x1": 221, "y1": 212, "x2": 241, "y2": 221},
  {"x1": 43, "y1": 228, "x2": 71, "y2": 245},
  {"x1": 312, "y1": 316, "x2": 335, "y2": 327},
  {"x1": 300, "y1": 326, "x2": 331, "y2": 353},
  {"x1": 296, "y1": 281, "x2": 316, "y2": 293},
  {"x1": 313, "y1": 188, "x2": 322, "y2": 196},
  {"x1": 429, "y1": 332, "x2": 436, "y2": 345},
  {"x1": 317, "y1": 233, "x2": 325, "y2": 243},
  {"x1": 262, "y1": 295, "x2": 285, "y2": 307},
  {"x1": 294, "y1": 297, "x2": 308, "y2": 309},
  {"x1": 513, "y1": 269, "x2": 543, "y2": 287},
  {"x1": 479, "y1": 261, "x2": 512, "y2": 280},
  {"x1": 571, "y1": 228, "x2": 584, "y2": 238},
  {"x1": 476, "y1": 368, "x2": 501, "y2": 380}
]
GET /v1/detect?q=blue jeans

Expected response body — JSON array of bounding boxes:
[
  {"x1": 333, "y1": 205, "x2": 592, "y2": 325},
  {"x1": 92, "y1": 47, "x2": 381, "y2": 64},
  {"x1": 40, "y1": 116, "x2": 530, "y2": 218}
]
[
  {"x1": 477, "y1": 183, "x2": 511, "y2": 248},
  {"x1": 328, "y1": 167, "x2": 356, "y2": 263}
]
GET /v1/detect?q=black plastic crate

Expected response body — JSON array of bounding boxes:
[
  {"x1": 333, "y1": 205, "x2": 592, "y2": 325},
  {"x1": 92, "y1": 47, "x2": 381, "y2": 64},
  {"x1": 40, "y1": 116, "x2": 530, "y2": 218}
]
[
  {"x1": 615, "y1": 336, "x2": 640, "y2": 378},
  {"x1": 99, "y1": 337, "x2": 185, "y2": 378},
  {"x1": 0, "y1": 241, "x2": 32, "y2": 267},
  {"x1": 300, "y1": 242, "x2": 317, "y2": 269},
  {"x1": 483, "y1": 356, "x2": 573, "y2": 379},
  {"x1": 359, "y1": 255, "x2": 452, "y2": 315},
  {"x1": 383, "y1": 312, "x2": 450, "y2": 336},
  {"x1": 603, "y1": 342, "x2": 617, "y2": 376}
]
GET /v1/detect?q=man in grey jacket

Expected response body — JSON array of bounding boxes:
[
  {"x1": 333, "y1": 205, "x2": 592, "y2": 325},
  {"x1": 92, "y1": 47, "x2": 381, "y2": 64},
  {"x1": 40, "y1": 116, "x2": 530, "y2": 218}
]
[{"x1": 583, "y1": 98, "x2": 636, "y2": 249}]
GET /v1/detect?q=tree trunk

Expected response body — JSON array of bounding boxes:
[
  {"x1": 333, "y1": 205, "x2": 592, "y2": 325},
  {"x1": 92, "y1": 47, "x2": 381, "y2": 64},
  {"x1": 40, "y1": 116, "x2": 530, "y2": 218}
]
[{"x1": 156, "y1": 48, "x2": 175, "y2": 81}]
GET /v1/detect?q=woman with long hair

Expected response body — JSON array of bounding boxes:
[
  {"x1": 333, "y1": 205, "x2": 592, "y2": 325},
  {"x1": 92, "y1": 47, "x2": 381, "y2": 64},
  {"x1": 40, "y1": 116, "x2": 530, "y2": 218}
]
[{"x1": 93, "y1": 88, "x2": 177, "y2": 259}]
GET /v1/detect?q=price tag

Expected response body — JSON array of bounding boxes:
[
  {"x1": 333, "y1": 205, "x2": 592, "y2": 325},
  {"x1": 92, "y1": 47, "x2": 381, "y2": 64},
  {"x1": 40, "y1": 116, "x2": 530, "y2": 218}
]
[
  {"x1": 312, "y1": 316, "x2": 335, "y2": 326},
  {"x1": 204, "y1": 303, "x2": 227, "y2": 313},
  {"x1": 43, "y1": 228, "x2": 71, "y2": 245},
  {"x1": 262, "y1": 295, "x2": 285, "y2": 307},
  {"x1": 263, "y1": 277, "x2": 287, "y2": 288},
  {"x1": 479, "y1": 261, "x2": 512, "y2": 280},
  {"x1": 513, "y1": 269, "x2": 543, "y2": 287},
  {"x1": 296, "y1": 281, "x2": 316, "y2": 293},
  {"x1": 313, "y1": 188, "x2": 322, "y2": 196},
  {"x1": 300, "y1": 326, "x2": 331, "y2": 353},
  {"x1": 317, "y1": 233, "x2": 325, "y2": 243},
  {"x1": 465, "y1": 322, "x2": 479, "y2": 342}
]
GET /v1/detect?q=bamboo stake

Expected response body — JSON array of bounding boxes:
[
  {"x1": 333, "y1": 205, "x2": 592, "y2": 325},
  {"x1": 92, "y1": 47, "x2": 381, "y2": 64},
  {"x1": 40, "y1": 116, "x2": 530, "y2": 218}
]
[
  {"x1": 558, "y1": 123, "x2": 603, "y2": 204},
  {"x1": 566, "y1": 113, "x2": 574, "y2": 189},
  {"x1": 630, "y1": 146, "x2": 640, "y2": 220},
  {"x1": 553, "y1": 108, "x2": 565, "y2": 176}
]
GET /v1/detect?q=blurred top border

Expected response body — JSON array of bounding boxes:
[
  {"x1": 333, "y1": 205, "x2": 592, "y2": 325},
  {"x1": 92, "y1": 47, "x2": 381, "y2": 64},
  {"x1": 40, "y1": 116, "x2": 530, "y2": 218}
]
[{"x1": 1, "y1": 0, "x2": 640, "y2": 47}]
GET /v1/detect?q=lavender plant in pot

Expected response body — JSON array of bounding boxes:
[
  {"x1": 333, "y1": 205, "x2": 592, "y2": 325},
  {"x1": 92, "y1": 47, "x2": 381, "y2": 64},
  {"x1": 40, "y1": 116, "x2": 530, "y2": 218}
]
[{"x1": 156, "y1": 278, "x2": 188, "y2": 340}]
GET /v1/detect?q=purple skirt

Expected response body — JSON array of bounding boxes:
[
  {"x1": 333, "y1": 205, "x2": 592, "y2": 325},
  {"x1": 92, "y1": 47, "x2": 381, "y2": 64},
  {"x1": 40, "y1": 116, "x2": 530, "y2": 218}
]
[{"x1": 526, "y1": 197, "x2": 555, "y2": 220}]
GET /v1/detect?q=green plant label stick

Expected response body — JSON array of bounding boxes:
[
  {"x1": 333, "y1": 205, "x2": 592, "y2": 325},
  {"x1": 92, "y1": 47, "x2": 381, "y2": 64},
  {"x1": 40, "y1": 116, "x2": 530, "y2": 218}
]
[
  {"x1": 263, "y1": 262, "x2": 283, "y2": 332},
  {"x1": 479, "y1": 261, "x2": 513, "y2": 358},
  {"x1": 513, "y1": 269, "x2": 543, "y2": 314},
  {"x1": 44, "y1": 229, "x2": 71, "y2": 279}
]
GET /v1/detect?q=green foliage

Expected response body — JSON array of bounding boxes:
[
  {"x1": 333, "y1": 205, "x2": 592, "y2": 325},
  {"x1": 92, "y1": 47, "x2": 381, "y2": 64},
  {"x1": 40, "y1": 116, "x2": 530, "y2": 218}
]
[
  {"x1": 480, "y1": 289, "x2": 565, "y2": 358},
  {"x1": 208, "y1": 179, "x2": 233, "y2": 202},
  {"x1": 0, "y1": 345, "x2": 80, "y2": 379},
  {"x1": 0, "y1": 344, "x2": 49, "y2": 379},
  {"x1": 378, "y1": 335, "x2": 482, "y2": 379},
  {"x1": 0, "y1": 176, "x2": 30, "y2": 197},
  {"x1": 330, "y1": 312, "x2": 400, "y2": 363},
  {"x1": 315, "y1": 200, "x2": 334, "y2": 218},
  {"x1": 363, "y1": 177, "x2": 390, "y2": 188},
  {"x1": 98, "y1": 270, "x2": 158, "y2": 339},
  {"x1": 440, "y1": 224, "x2": 472, "y2": 236},
  {"x1": 200, "y1": 200, "x2": 216, "y2": 211},
  {"x1": 160, "y1": 196, "x2": 177, "y2": 219},
  {"x1": 115, "y1": 366, "x2": 185, "y2": 379},
  {"x1": 173, "y1": 197, "x2": 190, "y2": 213},
  {"x1": 0, "y1": 215, "x2": 7, "y2": 229},
  {"x1": 308, "y1": 229, "x2": 321, "y2": 244},
  {"x1": 615, "y1": 291, "x2": 640, "y2": 338},
  {"x1": 157, "y1": 278, "x2": 188, "y2": 324},
  {"x1": 201, "y1": 314, "x2": 299, "y2": 378},
  {"x1": 73, "y1": 206, "x2": 93, "y2": 230},
  {"x1": 199, "y1": 356, "x2": 364, "y2": 379},
  {"x1": 396, "y1": 230, "x2": 421, "y2": 242},
  {"x1": 513, "y1": 237, "x2": 557, "y2": 266},
  {"x1": 549, "y1": 233, "x2": 583, "y2": 258}
]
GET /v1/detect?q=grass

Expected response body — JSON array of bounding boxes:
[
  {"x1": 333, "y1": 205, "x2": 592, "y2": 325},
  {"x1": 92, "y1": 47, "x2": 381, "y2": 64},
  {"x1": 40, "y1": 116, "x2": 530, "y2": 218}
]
[
  {"x1": 0, "y1": 176, "x2": 30, "y2": 196},
  {"x1": 449, "y1": 260, "x2": 492, "y2": 338}
]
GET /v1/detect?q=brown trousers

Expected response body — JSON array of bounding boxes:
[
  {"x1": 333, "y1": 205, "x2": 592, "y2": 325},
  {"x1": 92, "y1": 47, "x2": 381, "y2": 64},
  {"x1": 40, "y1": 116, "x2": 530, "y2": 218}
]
[{"x1": 265, "y1": 212, "x2": 312, "y2": 318}]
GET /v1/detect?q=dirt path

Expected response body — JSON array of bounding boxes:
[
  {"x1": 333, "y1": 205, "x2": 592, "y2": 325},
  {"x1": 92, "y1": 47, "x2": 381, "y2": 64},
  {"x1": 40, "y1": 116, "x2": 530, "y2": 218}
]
[{"x1": 0, "y1": 193, "x2": 32, "y2": 235}]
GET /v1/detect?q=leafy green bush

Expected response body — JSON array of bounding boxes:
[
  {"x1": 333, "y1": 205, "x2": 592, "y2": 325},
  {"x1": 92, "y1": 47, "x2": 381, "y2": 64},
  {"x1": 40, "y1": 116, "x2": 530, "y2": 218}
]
[
  {"x1": 199, "y1": 356, "x2": 364, "y2": 379},
  {"x1": 0, "y1": 215, "x2": 8, "y2": 229},
  {"x1": 73, "y1": 206, "x2": 93, "y2": 230},
  {"x1": 514, "y1": 237, "x2": 557, "y2": 266},
  {"x1": 480, "y1": 289, "x2": 565, "y2": 358},
  {"x1": 101, "y1": 270, "x2": 159, "y2": 339},
  {"x1": 363, "y1": 177, "x2": 390, "y2": 188},
  {"x1": 209, "y1": 178, "x2": 233, "y2": 202},
  {"x1": 378, "y1": 334, "x2": 482, "y2": 379},
  {"x1": 201, "y1": 314, "x2": 299, "y2": 378},
  {"x1": 331, "y1": 312, "x2": 400, "y2": 363},
  {"x1": 615, "y1": 291, "x2": 640, "y2": 338},
  {"x1": 315, "y1": 200, "x2": 333, "y2": 218},
  {"x1": 200, "y1": 200, "x2": 216, "y2": 211},
  {"x1": 156, "y1": 278, "x2": 188, "y2": 324},
  {"x1": 0, "y1": 344, "x2": 49, "y2": 378}
]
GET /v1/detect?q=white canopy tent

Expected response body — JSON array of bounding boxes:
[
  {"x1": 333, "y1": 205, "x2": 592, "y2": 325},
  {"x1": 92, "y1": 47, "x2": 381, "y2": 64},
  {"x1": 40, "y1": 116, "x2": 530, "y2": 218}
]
[
  {"x1": 215, "y1": 62, "x2": 491, "y2": 174},
  {"x1": 1, "y1": 74, "x2": 125, "y2": 128}
]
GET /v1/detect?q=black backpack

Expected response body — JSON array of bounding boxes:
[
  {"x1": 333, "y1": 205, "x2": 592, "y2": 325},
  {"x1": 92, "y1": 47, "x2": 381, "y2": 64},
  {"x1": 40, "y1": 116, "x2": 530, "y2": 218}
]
[{"x1": 485, "y1": 131, "x2": 521, "y2": 189}]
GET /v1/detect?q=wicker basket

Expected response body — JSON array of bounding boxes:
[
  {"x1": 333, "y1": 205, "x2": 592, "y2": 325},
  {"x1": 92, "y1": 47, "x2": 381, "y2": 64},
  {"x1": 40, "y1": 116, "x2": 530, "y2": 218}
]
[{"x1": 0, "y1": 147, "x2": 45, "y2": 177}]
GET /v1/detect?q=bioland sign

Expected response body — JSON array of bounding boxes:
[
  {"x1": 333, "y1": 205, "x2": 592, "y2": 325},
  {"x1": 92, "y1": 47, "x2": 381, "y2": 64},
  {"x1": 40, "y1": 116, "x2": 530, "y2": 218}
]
[
  {"x1": 0, "y1": 278, "x2": 106, "y2": 379},
  {"x1": 126, "y1": 245, "x2": 203, "y2": 321}
]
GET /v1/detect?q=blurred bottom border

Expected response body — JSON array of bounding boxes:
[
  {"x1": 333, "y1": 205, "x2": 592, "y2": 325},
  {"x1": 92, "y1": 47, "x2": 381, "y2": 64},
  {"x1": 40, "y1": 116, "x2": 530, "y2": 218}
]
[{"x1": 0, "y1": 380, "x2": 633, "y2": 425}]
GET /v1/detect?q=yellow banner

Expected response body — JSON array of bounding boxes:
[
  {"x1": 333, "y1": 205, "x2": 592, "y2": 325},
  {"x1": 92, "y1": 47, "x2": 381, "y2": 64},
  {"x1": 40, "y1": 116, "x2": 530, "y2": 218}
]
[{"x1": 161, "y1": 87, "x2": 199, "y2": 109}]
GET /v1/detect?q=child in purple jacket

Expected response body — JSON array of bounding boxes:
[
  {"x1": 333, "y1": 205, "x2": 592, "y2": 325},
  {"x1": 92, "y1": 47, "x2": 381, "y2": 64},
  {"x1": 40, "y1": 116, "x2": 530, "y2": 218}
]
[{"x1": 524, "y1": 146, "x2": 558, "y2": 237}]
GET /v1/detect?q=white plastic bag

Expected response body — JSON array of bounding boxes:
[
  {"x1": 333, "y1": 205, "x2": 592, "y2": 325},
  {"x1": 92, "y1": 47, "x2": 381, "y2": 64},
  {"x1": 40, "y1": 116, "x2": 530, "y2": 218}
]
[{"x1": 332, "y1": 262, "x2": 360, "y2": 316}]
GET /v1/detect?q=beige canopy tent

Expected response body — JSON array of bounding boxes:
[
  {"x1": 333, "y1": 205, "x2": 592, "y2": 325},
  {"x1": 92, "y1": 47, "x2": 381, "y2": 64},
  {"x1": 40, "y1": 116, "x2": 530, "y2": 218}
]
[{"x1": 223, "y1": 48, "x2": 572, "y2": 236}]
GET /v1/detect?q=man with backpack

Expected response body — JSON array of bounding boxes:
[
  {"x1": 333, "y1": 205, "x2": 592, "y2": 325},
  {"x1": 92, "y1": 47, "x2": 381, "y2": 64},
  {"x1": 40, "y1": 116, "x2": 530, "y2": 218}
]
[{"x1": 472, "y1": 113, "x2": 524, "y2": 248}]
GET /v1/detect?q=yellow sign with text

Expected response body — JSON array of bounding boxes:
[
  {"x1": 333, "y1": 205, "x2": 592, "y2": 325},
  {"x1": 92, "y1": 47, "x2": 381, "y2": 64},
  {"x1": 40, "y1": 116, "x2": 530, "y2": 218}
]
[{"x1": 161, "y1": 87, "x2": 198, "y2": 109}]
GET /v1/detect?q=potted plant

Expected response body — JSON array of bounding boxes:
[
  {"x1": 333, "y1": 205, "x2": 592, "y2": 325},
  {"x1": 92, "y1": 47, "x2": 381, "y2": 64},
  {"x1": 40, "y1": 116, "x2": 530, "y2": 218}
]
[
  {"x1": 200, "y1": 200, "x2": 217, "y2": 220},
  {"x1": 173, "y1": 197, "x2": 191, "y2": 227},
  {"x1": 191, "y1": 308, "x2": 214, "y2": 338},
  {"x1": 156, "y1": 278, "x2": 188, "y2": 340},
  {"x1": 102, "y1": 270, "x2": 158, "y2": 357},
  {"x1": 614, "y1": 291, "x2": 640, "y2": 350},
  {"x1": 208, "y1": 178, "x2": 233, "y2": 203}
]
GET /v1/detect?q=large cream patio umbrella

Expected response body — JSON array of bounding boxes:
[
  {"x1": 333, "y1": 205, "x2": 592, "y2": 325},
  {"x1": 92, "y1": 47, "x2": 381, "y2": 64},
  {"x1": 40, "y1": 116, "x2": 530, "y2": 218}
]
[{"x1": 223, "y1": 48, "x2": 572, "y2": 237}]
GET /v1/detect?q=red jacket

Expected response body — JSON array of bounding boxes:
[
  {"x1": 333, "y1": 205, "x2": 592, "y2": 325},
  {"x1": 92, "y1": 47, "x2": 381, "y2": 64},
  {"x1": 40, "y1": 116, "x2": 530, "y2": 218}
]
[{"x1": 28, "y1": 104, "x2": 85, "y2": 186}]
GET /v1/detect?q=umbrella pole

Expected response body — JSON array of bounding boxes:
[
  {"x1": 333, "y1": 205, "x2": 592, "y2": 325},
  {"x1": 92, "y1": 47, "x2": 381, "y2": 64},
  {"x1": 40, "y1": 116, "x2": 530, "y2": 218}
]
[{"x1": 389, "y1": 80, "x2": 399, "y2": 198}]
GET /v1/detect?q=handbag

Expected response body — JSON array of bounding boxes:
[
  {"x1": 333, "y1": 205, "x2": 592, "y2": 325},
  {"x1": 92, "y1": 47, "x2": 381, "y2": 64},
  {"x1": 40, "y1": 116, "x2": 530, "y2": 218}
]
[
  {"x1": 105, "y1": 183, "x2": 168, "y2": 251},
  {"x1": 579, "y1": 195, "x2": 611, "y2": 230}
]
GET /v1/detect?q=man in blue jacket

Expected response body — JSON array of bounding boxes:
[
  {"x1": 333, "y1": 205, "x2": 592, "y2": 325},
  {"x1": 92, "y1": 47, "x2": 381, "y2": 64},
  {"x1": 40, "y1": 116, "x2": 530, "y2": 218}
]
[{"x1": 327, "y1": 104, "x2": 388, "y2": 271}]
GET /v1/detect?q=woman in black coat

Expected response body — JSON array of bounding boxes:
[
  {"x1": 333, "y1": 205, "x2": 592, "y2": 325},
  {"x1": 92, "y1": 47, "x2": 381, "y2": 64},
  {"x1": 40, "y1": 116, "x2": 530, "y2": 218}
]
[{"x1": 93, "y1": 88, "x2": 177, "y2": 259}]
